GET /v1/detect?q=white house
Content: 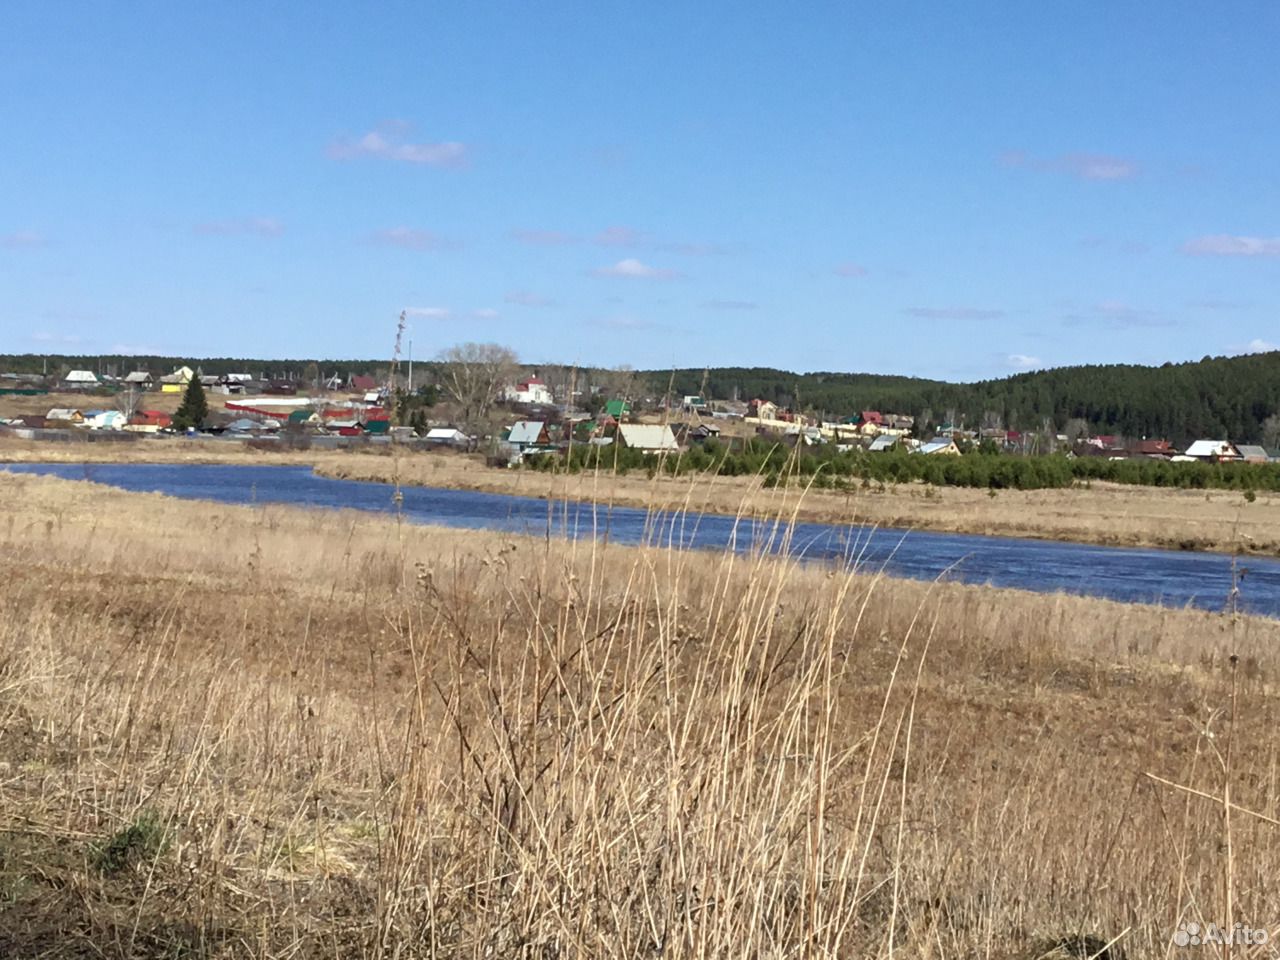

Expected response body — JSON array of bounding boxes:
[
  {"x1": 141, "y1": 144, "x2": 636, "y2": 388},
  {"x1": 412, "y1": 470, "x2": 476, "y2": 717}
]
[
  {"x1": 84, "y1": 410, "x2": 128, "y2": 430},
  {"x1": 1183, "y1": 440, "x2": 1241, "y2": 462},
  {"x1": 504, "y1": 376, "x2": 554, "y2": 406},
  {"x1": 617, "y1": 423, "x2": 680, "y2": 453},
  {"x1": 425, "y1": 427, "x2": 470, "y2": 446}
]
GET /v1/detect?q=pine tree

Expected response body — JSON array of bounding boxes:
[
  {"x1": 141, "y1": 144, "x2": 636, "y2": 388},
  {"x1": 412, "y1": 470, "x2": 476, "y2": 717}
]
[{"x1": 173, "y1": 375, "x2": 208, "y2": 430}]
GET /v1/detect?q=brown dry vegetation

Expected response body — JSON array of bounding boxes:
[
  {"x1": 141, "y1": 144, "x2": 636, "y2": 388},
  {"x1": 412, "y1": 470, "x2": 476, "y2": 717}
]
[
  {"x1": 4, "y1": 436, "x2": 1280, "y2": 556},
  {"x1": 2, "y1": 469, "x2": 1279, "y2": 958}
]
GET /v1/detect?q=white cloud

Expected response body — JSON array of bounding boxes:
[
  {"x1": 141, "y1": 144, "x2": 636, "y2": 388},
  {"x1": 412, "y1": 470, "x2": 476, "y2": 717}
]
[
  {"x1": 1246, "y1": 338, "x2": 1277, "y2": 353},
  {"x1": 327, "y1": 124, "x2": 467, "y2": 168},
  {"x1": 505, "y1": 290, "x2": 555, "y2": 307},
  {"x1": 193, "y1": 217, "x2": 283, "y2": 237},
  {"x1": 369, "y1": 226, "x2": 452, "y2": 250},
  {"x1": 834, "y1": 262, "x2": 868, "y2": 277},
  {"x1": 471, "y1": 308, "x2": 499, "y2": 320},
  {"x1": 1000, "y1": 150, "x2": 1138, "y2": 181},
  {"x1": 403, "y1": 306, "x2": 452, "y2": 320},
  {"x1": 592, "y1": 258, "x2": 682, "y2": 280},
  {"x1": 1006, "y1": 353, "x2": 1042, "y2": 370},
  {"x1": 906, "y1": 306, "x2": 1005, "y2": 321},
  {"x1": 1183, "y1": 235, "x2": 1280, "y2": 257},
  {"x1": 1, "y1": 230, "x2": 44, "y2": 248},
  {"x1": 599, "y1": 315, "x2": 666, "y2": 331}
]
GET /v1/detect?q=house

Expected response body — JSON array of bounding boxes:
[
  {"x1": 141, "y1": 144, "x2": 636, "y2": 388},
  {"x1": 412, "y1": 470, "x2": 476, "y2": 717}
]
[
  {"x1": 46, "y1": 408, "x2": 85, "y2": 425},
  {"x1": 126, "y1": 410, "x2": 173, "y2": 433},
  {"x1": 159, "y1": 365, "x2": 196, "y2": 393},
  {"x1": 507, "y1": 420, "x2": 551, "y2": 448},
  {"x1": 1130, "y1": 439, "x2": 1174, "y2": 459},
  {"x1": 265, "y1": 380, "x2": 299, "y2": 396},
  {"x1": 505, "y1": 375, "x2": 555, "y2": 406},
  {"x1": 685, "y1": 423, "x2": 721, "y2": 444},
  {"x1": 1236, "y1": 444, "x2": 1270, "y2": 463},
  {"x1": 350, "y1": 375, "x2": 378, "y2": 393},
  {"x1": 123, "y1": 371, "x2": 154, "y2": 389},
  {"x1": 62, "y1": 370, "x2": 99, "y2": 387},
  {"x1": 867, "y1": 435, "x2": 898, "y2": 453},
  {"x1": 617, "y1": 423, "x2": 680, "y2": 453},
  {"x1": 224, "y1": 418, "x2": 274, "y2": 434},
  {"x1": 1183, "y1": 440, "x2": 1241, "y2": 462},
  {"x1": 749, "y1": 399, "x2": 779, "y2": 422},
  {"x1": 424, "y1": 427, "x2": 470, "y2": 447},
  {"x1": 916, "y1": 439, "x2": 962, "y2": 456},
  {"x1": 84, "y1": 409, "x2": 128, "y2": 430},
  {"x1": 682, "y1": 395, "x2": 709, "y2": 413},
  {"x1": 604, "y1": 399, "x2": 632, "y2": 419}
]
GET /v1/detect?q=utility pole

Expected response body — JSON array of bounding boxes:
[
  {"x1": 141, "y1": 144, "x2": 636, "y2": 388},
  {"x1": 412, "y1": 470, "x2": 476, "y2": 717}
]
[{"x1": 408, "y1": 339, "x2": 413, "y2": 393}]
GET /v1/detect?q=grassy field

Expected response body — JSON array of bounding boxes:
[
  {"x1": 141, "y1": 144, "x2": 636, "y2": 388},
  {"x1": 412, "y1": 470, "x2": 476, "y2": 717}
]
[
  {"x1": 4, "y1": 433, "x2": 1280, "y2": 556},
  {"x1": 2, "y1": 469, "x2": 1279, "y2": 957}
]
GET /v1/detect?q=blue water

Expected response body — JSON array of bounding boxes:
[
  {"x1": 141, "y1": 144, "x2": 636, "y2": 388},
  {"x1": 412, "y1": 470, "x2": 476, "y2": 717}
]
[{"x1": 8, "y1": 462, "x2": 1280, "y2": 617}]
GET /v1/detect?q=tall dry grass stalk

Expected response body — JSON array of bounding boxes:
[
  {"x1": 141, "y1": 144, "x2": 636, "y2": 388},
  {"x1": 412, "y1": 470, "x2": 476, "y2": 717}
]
[{"x1": 1, "y1": 470, "x2": 1279, "y2": 958}]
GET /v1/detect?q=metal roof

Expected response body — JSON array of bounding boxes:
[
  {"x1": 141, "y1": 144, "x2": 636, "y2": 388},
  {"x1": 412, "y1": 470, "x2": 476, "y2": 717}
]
[{"x1": 618, "y1": 424, "x2": 679, "y2": 452}]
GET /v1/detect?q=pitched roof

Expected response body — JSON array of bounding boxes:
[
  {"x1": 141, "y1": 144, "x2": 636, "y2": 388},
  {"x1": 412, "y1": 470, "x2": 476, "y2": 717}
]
[
  {"x1": 63, "y1": 370, "x2": 98, "y2": 383},
  {"x1": 507, "y1": 421, "x2": 548, "y2": 445},
  {"x1": 867, "y1": 434, "x2": 897, "y2": 452},
  {"x1": 1184, "y1": 440, "x2": 1239, "y2": 458},
  {"x1": 425, "y1": 427, "x2": 469, "y2": 441},
  {"x1": 124, "y1": 371, "x2": 153, "y2": 383},
  {"x1": 1236, "y1": 444, "x2": 1269, "y2": 460},
  {"x1": 618, "y1": 423, "x2": 679, "y2": 452}
]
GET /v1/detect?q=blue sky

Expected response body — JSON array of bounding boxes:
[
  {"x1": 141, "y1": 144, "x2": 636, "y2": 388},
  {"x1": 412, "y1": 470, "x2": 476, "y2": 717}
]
[{"x1": 2, "y1": 1, "x2": 1277, "y2": 379}]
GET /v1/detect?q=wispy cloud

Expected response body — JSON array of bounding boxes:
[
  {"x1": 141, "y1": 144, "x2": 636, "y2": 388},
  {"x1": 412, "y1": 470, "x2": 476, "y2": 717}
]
[
  {"x1": 31, "y1": 331, "x2": 83, "y2": 344},
  {"x1": 505, "y1": 290, "x2": 555, "y2": 307},
  {"x1": 369, "y1": 226, "x2": 454, "y2": 250},
  {"x1": 1183, "y1": 235, "x2": 1280, "y2": 257},
  {"x1": 471, "y1": 308, "x2": 499, "y2": 320},
  {"x1": 1245, "y1": 338, "x2": 1277, "y2": 354},
  {"x1": 403, "y1": 306, "x2": 453, "y2": 320},
  {"x1": 1062, "y1": 300, "x2": 1172, "y2": 329},
  {"x1": 905, "y1": 306, "x2": 1005, "y2": 321},
  {"x1": 700, "y1": 299, "x2": 758, "y2": 311},
  {"x1": 327, "y1": 122, "x2": 467, "y2": 168},
  {"x1": 1188, "y1": 298, "x2": 1248, "y2": 311},
  {"x1": 1, "y1": 230, "x2": 45, "y2": 248},
  {"x1": 834, "y1": 262, "x2": 868, "y2": 278},
  {"x1": 511, "y1": 228, "x2": 577, "y2": 246},
  {"x1": 110, "y1": 342, "x2": 168, "y2": 355},
  {"x1": 592, "y1": 258, "x2": 683, "y2": 280},
  {"x1": 193, "y1": 217, "x2": 283, "y2": 237},
  {"x1": 1006, "y1": 353, "x2": 1042, "y2": 370},
  {"x1": 594, "y1": 225, "x2": 644, "y2": 247},
  {"x1": 1000, "y1": 150, "x2": 1138, "y2": 181}
]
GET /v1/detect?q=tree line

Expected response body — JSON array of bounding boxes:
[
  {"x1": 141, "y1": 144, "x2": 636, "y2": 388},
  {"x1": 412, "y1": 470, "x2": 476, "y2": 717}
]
[{"x1": 646, "y1": 352, "x2": 1280, "y2": 445}]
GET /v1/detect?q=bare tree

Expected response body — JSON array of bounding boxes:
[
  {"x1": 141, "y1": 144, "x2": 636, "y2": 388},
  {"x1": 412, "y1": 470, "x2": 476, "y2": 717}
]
[
  {"x1": 115, "y1": 384, "x2": 142, "y2": 419},
  {"x1": 1263, "y1": 413, "x2": 1280, "y2": 450},
  {"x1": 437, "y1": 342, "x2": 519, "y2": 424}
]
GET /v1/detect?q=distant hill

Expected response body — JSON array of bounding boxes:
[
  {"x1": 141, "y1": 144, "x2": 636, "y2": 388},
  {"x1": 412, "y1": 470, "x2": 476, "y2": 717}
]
[{"x1": 645, "y1": 353, "x2": 1280, "y2": 445}]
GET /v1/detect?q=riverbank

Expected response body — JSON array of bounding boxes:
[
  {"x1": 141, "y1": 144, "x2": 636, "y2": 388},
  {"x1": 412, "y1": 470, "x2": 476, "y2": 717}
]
[
  {"x1": 4, "y1": 435, "x2": 1279, "y2": 556},
  {"x1": 1, "y1": 469, "x2": 1278, "y2": 956}
]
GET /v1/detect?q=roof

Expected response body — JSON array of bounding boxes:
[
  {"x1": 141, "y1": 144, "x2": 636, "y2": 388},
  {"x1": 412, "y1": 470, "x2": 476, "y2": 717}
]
[
  {"x1": 1237, "y1": 445, "x2": 1269, "y2": 460},
  {"x1": 604, "y1": 400, "x2": 631, "y2": 417},
  {"x1": 63, "y1": 370, "x2": 98, "y2": 382},
  {"x1": 350, "y1": 375, "x2": 378, "y2": 391},
  {"x1": 918, "y1": 439, "x2": 958, "y2": 455},
  {"x1": 1184, "y1": 440, "x2": 1238, "y2": 458},
  {"x1": 867, "y1": 435, "x2": 897, "y2": 452},
  {"x1": 618, "y1": 423, "x2": 679, "y2": 452},
  {"x1": 124, "y1": 371, "x2": 153, "y2": 383},
  {"x1": 507, "y1": 421, "x2": 548, "y2": 445},
  {"x1": 47, "y1": 408, "x2": 82, "y2": 419},
  {"x1": 425, "y1": 427, "x2": 469, "y2": 441}
]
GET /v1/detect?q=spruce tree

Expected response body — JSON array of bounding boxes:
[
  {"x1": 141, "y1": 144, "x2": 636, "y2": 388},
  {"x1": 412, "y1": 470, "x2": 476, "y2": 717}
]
[{"x1": 174, "y1": 375, "x2": 208, "y2": 430}]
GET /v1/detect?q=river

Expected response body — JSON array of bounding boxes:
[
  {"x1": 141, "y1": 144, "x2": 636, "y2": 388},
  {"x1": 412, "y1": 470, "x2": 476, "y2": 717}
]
[{"x1": 8, "y1": 462, "x2": 1280, "y2": 617}]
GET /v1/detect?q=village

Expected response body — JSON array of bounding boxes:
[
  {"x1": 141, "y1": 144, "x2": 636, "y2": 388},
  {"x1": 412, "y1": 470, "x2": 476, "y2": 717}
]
[{"x1": 1, "y1": 362, "x2": 1275, "y2": 466}]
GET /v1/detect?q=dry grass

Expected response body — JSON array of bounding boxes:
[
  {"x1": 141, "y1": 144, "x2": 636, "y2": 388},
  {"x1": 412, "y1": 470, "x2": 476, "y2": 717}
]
[{"x1": 2, "y1": 469, "x2": 1279, "y2": 958}]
